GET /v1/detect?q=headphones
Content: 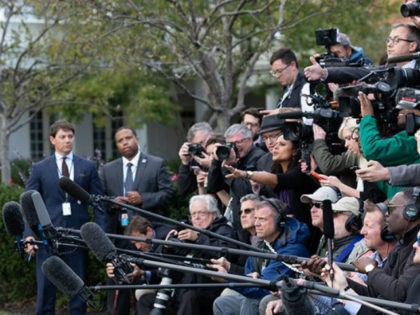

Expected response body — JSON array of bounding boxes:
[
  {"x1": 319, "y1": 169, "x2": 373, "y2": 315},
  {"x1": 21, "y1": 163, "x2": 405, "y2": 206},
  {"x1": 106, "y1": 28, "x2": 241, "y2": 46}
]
[
  {"x1": 262, "y1": 197, "x2": 286, "y2": 231},
  {"x1": 344, "y1": 197, "x2": 364, "y2": 233},
  {"x1": 376, "y1": 202, "x2": 396, "y2": 242},
  {"x1": 403, "y1": 187, "x2": 420, "y2": 222}
]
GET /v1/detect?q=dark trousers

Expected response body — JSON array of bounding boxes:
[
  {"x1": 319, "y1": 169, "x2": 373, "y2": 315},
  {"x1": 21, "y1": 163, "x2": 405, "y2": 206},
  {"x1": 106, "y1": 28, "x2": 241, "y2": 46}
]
[{"x1": 35, "y1": 247, "x2": 87, "y2": 315}]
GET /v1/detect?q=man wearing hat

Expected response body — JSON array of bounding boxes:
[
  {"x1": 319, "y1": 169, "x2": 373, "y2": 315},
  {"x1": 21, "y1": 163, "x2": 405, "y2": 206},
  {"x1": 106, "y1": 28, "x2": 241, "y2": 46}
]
[
  {"x1": 300, "y1": 189, "x2": 366, "y2": 261},
  {"x1": 327, "y1": 31, "x2": 372, "y2": 66}
]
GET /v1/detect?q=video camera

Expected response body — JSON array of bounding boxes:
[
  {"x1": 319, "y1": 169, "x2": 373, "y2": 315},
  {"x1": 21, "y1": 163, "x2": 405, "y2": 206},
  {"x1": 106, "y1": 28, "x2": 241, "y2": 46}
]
[
  {"x1": 315, "y1": 28, "x2": 364, "y2": 68},
  {"x1": 401, "y1": 0, "x2": 420, "y2": 17},
  {"x1": 335, "y1": 67, "x2": 420, "y2": 133}
]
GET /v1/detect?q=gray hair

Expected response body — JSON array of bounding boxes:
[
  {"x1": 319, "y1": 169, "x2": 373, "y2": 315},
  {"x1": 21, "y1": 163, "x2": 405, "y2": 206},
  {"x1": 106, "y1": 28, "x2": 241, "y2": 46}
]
[
  {"x1": 186, "y1": 122, "x2": 213, "y2": 142},
  {"x1": 240, "y1": 194, "x2": 261, "y2": 204},
  {"x1": 224, "y1": 123, "x2": 252, "y2": 139},
  {"x1": 189, "y1": 194, "x2": 220, "y2": 216}
]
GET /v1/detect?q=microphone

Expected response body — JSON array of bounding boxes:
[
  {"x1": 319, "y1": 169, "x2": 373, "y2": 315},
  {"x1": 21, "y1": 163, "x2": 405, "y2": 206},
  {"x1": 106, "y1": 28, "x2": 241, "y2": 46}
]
[
  {"x1": 42, "y1": 255, "x2": 97, "y2": 308},
  {"x1": 2, "y1": 201, "x2": 25, "y2": 258},
  {"x1": 59, "y1": 177, "x2": 104, "y2": 213},
  {"x1": 31, "y1": 191, "x2": 60, "y2": 252},
  {"x1": 322, "y1": 199, "x2": 335, "y2": 282},
  {"x1": 20, "y1": 190, "x2": 42, "y2": 238},
  {"x1": 387, "y1": 51, "x2": 420, "y2": 64},
  {"x1": 80, "y1": 222, "x2": 133, "y2": 283},
  {"x1": 280, "y1": 277, "x2": 316, "y2": 315}
]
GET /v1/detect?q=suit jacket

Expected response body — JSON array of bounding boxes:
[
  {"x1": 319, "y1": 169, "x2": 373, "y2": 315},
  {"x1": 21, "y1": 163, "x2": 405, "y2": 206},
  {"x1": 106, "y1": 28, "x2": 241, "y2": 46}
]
[
  {"x1": 101, "y1": 152, "x2": 175, "y2": 233},
  {"x1": 24, "y1": 154, "x2": 105, "y2": 237},
  {"x1": 276, "y1": 72, "x2": 307, "y2": 108}
]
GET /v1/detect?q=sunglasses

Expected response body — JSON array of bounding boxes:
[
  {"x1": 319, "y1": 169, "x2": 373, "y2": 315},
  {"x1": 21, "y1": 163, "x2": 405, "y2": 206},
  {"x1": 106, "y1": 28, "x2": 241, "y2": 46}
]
[
  {"x1": 240, "y1": 208, "x2": 255, "y2": 215},
  {"x1": 311, "y1": 202, "x2": 322, "y2": 208}
]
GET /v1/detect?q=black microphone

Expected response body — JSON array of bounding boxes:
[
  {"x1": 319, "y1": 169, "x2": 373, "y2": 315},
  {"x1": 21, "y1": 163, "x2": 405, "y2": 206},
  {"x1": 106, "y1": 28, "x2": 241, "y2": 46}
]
[
  {"x1": 322, "y1": 199, "x2": 335, "y2": 282},
  {"x1": 42, "y1": 255, "x2": 96, "y2": 308},
  {"x1": 2, "y1": 201, "x2": 25, "y2": 258},
  {"x1": 59, "y1": 177, "x2": 104, "y2": 213},
  {"x1": 20, "y1": 190, "x2": 42, "y2": 238},
  {"x1": 31, "y1": 191, "x2": 60, "y2": 252},
  {"x1": 280, "y1": 277, "x2": 317, "y2": 315},
  {"x1": 387, "y1": 52, "x2": 420, "y2": 64},
  {"x1": 80, "y1": 222, "x2": 133, "y2": 284}
]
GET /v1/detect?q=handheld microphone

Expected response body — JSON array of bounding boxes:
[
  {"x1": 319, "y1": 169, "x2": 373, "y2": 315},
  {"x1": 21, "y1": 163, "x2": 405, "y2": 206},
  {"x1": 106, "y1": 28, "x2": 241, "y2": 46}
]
[
  {"x1": 31, "y1": 191, "x2": 60, "y2": 251},
  {"x1": 20, "y1": 190, "x2": 42, "y2": 238},
  {"x1": 59, "y1": 177, "x2": 104, "y2": 212},
  {"x1": 42, "y1": 255, "x2": 97, "y2": 308},
  {"x1": 322, "y1": 199, "x2": 335, "y2": 282},
  {"x1": 80, "y1": 222, "x2": 133, "y2": 284},
  {"x1": 2, "y1": 201, "x2": 25, "y2": 258}
]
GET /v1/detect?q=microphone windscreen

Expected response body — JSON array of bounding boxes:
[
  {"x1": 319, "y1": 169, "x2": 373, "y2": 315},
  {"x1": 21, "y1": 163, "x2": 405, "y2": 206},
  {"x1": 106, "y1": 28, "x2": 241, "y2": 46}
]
[
  {"x1": 20, "y1": 190, "x2": 40, "y2": 227},
  {"x1": 280, "y1": 278, "x2": 316, "y2": 315},
  {"x1": 80, "y1": 222, "x2": 116, "y2": 262},
  {"x1": 31, "y1": 191, "x2": 52, "y2": 227},
  {"x1": 2, "y1": 201, "x2": 24, "y2": 236},
  {"x1": 322, "y1": 200, "x2": 335, "y2": 239},
  {"x1": 42, "y1": 256, "x2": 84, "y2": 297},
  {"x1": 59, "y1": 177, "x2": 90, "y2": 204}
]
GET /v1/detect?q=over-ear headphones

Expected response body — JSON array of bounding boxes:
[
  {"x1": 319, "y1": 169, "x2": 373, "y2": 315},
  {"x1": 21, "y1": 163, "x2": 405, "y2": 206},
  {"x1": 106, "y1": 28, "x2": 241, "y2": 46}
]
[
  {"x1": 403, "y1": 187, "x2": 420, "y2": 222},
  {"x1": 376, "y1": 202, "x2": 396, "y2": 242},
  {"x1": 344, "y1": 197, "x2": 364, "y2": 233},
  {"x1": 262, "y1": 197, "x2": 286, "y2": 231}
]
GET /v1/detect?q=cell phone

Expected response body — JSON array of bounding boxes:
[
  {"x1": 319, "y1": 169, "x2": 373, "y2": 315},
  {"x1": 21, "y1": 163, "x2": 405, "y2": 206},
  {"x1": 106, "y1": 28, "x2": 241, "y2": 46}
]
[
  {"x1": 310, "y1": 171, "x2": 325, "y2": 181},
  {"x1": 349, "y1": 166, "x2": 360, "y2": 171}
]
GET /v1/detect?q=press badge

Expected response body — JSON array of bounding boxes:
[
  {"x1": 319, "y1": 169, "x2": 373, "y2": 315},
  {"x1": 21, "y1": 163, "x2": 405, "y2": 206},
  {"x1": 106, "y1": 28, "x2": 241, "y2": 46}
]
[{"x1": 62, "y1": 202, "x2": 72, "y2": 216}]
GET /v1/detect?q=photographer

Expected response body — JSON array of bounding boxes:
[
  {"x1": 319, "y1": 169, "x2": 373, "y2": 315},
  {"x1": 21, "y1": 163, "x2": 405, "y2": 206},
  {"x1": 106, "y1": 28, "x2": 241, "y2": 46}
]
[
  {"x1": 177, "y1": 122, "x2": 214, "y2": 196},
  {"x1": 304, "y1": 24, "x2": 420, "y2": 83},
  {"x1": 206, "y1": 124, "x2": 265, "y2": 232},
  {"x1": 326, "y1": 31, "x2": 372, "y2": 66}
]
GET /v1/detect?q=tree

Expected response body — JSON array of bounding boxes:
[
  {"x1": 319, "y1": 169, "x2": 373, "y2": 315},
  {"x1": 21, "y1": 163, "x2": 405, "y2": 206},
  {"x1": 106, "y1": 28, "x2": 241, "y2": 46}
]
[{"x1": 86, "y1": 0, "x2": 397, "y2": 133}]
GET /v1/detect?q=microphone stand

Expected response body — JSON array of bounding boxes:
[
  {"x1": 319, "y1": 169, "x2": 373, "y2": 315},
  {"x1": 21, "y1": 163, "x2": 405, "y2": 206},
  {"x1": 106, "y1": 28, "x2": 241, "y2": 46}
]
[
  {"x1": 95, "y1": 196, "x2": 258, "y2": 252},
  {"x1": 57, "y1": 227, "x2": 359, "y2": 273},
  {"x1": 90, "y1": 283, "x2": 267, "y2": 290},
  {"x1": 120, "y1": 257, "x2": 414, "y2": 315}
]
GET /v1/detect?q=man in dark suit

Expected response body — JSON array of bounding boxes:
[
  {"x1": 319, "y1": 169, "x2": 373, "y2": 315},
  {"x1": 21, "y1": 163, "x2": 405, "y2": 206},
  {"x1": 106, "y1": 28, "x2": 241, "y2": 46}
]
[
  {"x1": 23, "y1": 120, "x2": 105, "y2": 315},
  {"x1": 100, "y1": 126, "x2": 175, "y2": 314}
]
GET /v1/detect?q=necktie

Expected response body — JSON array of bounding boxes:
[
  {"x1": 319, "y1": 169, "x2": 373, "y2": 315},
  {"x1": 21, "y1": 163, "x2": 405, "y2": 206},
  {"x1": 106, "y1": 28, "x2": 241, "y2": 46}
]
[
  {"x1": 62, "y1": 157, "x2": 69, "y2": 177},
  {"x1": 124, "y1": 162, "x2": 134, "y2": 195}
]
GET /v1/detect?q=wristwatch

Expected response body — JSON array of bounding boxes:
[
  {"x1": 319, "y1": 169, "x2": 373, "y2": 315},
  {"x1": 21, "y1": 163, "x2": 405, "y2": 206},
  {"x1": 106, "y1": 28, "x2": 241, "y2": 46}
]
[
  {"x1": 365, "y1": 263, "x2": 376, "y2": 273},
  {"x1": 246, "y1": 170, "x2": 254, "y2": 179}
]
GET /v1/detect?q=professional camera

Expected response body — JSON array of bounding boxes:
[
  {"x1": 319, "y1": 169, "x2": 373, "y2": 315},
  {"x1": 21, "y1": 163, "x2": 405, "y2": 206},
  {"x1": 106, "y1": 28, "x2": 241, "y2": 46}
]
[
  {"x1": 401, "y1": 0, "x2": 420, "y2": 17},
  {"x1": 165, "y1": 236, "x2": 191, "y2": 256},
  {"x1": 111, "y1": 254, "x2": 134, "y2": 284},
  {"x1": 395, "y1": 87, "x2": 420, "y2": 109},
  {"x1": 314, "y1": 28, "x2": 363, "y2": 68},
  {"x1": 215, "y1": 143, "x2": 237, "y2": 161},
  {"x1": 188, "y1": 143, "x2": 205, "y2": 157}
]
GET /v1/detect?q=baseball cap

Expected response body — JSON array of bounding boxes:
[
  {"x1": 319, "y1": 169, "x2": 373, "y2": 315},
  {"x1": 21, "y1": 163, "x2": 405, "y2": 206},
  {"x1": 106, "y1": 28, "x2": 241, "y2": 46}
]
[
  {"x1": 332, "y1": 197, "x2": 361, "y2": 216},
  {"x1": 259, "y1": 115, "x2": 285, "y2": 134},
  {"x1": 300, "y1": 186, "x2": 340, "y2": 204},
  {"x1": 336, "y1": 32, "x2": 352, "y2": 47}
]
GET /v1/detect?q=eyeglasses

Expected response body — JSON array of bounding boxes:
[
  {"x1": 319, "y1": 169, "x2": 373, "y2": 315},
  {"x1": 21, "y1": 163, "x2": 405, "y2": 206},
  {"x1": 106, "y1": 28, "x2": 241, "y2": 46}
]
[
  {"x1": 311, "y1": 202, "x2": 322, "y2": 208},
  {"x1": 385, "y1": 37, "x2": 413, "y2": 45},
  {"x1": 262, "y1": 132, "x2": 282, "y2": 143},
  {"x1": 270, "y1": 65, "x2": 290, "y2": 77},
  {"x1": 240, "y1": 208, "x2": 255, "y2": 215},
  {"x1": 228, "y1": 137, "x2": 250, "y2": 146},
  {"x1": 386, "y1": 203, "x2": 405, "y2": 213}
]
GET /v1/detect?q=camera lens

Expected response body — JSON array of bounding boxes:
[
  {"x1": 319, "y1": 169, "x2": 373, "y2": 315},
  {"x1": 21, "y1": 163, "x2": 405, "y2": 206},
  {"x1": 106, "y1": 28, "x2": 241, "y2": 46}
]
[{"x1": 215, "y1": 145, "x2": 230, "y2": 160}]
